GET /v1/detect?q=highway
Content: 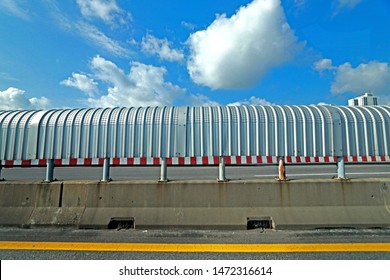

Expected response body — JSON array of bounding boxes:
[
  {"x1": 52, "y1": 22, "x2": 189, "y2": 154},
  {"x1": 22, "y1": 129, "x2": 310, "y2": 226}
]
[
  {"x1": 1, "y1": 227, "x2": 390, "y2": 260},
  {"x1": 1, "y1": 164, "x2": 390, "y2": 261},
  {"x1": 1, "y1": 163, "x2": 389, "y2": 181}
]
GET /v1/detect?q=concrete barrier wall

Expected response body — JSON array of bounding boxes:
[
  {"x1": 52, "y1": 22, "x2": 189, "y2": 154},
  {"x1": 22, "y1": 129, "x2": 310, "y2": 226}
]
[{"x1": 0, "y1": 179, "x2": 389, "y2": 229}]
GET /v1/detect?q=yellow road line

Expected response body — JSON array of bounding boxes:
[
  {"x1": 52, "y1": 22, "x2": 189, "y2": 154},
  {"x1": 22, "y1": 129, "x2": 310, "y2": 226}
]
[{"x1": 1, "y1": 242, "x2": 390, "y2": 253}]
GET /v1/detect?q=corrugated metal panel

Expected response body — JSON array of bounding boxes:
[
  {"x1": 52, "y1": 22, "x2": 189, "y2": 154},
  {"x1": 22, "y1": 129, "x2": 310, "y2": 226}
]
[{"x1": 0, "y1": 106, "x2": 389, "y2": 161}]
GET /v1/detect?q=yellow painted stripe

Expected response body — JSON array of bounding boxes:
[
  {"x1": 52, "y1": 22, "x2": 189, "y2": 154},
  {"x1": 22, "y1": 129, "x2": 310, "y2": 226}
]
[{"x1": 1, "y1": 242, "x2": 390, "y2": 253}]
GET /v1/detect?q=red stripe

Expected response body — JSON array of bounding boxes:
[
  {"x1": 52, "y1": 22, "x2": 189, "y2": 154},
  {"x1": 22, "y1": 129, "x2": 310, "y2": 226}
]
[
  {"x1": 225, "y1": 156, "x2": 231, "y2": 165},
  {"x1": 256, "y1": 156, "x2": 262, "y2": 164},
  {"x1": 69, "y1": 158, "x2": 77, "y2": 166},
  {"x1": 112, "y1": 158, "x2": 120, "y2": 165},
  {"x1": 98, "y1": 158, "x2": 105, "y2": 165},
  {"x1": 153, "y1": 157, "x2": 160, "y2": 165},
  {"x1": 361, "y1": 156, "x2": 367, "y2": 162},
  {"x1": 267, "y1": 156, "x2": 273, "y2": 164},
  {"x1": 127, "y1": 158, "x2": 134, "y2": 165},
  {"x1": 212, "y1": 156, "x2": 218, "y2": 165},
  {"x1": 140, "y1": 157, "x2": 147, "y2": 165},
  {"x1": 84, "y1": 158, "x2": 92, "y2": 165},
  {"x1": 305, "y1": 156, "x2": 311, "y2": 163},
  {"x1": 381, "y1": 156, "x2": 386, "y2": 162},
  {"x1": 190, "y1": 157, "x2": 196, "y2": 165},
  {"x1": 246, "y1": 156, "x2": 252, "y2": 164},
  {"x1": 54, "y1": 159, "x2": 62, "y2": 166},
  {"x1": 202, "y1": 156, "x2": 208, "y2": 165},
  {"x1": 371, "y1": 156, "x2": 376, "y2": 162},
  {"x1": 236, "y1": 156, "x2": 242, "y2": 164},
  {"x1": 21, "y1": 160, "x2": 31, "y2": 167},
  {"x1": 167, "y1": 157, "x2": 173, "y2": 166},
  {"x1": 178, "y1": 157, "x2": 185, "y2": 165},
  {"x1": 352, "y1": 156, "x2": 358, "y2": 162},
  {"x1": 39, "y1": 159, "x2": 47, "y2": 166},
  {"x1": 324, "y1": 156, "x2": 330, "y2": 163},
  {"x1": 314, "y1": 157, "x2": 320, "y2": 163},
  {"x1": 296, "y1": 157, "x2": 301, "y2": 163},
  {"x1": 286, "y1": 156, "x2": 292, "y2": 163}
]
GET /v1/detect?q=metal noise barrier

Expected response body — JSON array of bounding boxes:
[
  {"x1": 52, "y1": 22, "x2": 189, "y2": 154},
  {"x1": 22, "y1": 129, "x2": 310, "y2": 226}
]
[{"x1": 1, "y1": 105, "x2": 389, "y2": 181}]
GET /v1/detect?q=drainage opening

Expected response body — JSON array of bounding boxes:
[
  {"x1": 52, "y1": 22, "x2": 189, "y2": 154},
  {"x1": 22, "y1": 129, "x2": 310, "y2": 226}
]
[
  {"x1": 108, "y1": 217, "x2": 135, "y2": 230},
  {"x1": 247, "y1": 217, "x2": 274, "y2": 230}
]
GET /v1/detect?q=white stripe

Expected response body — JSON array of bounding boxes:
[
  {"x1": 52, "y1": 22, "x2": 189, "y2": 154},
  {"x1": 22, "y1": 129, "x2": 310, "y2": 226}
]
[
  {"x1": 251, "y1": 156, "x2": 257, "y2": 164},
  {"x1": 146, "y1": 157, "x2": 153, "y2": 165}
]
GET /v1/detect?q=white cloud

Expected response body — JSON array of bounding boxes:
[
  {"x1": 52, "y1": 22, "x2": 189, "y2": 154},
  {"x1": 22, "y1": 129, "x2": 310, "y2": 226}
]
[
  {"x1": 0, "y1": 0, "x2": 30, "y2": 20},
  {"x1": 227, "y1": 96, "x2": 273, "y2": 106},
  {"x1": 76, "y1": 0, "x2": 130, "y2": 26},
  {"x1": 0, "y1": 72, "x2": 18, "y2": 81},
  {"x1": 45, "y1": 1, "x2": 129, "y2": 57},
  {"x1": 187, "y1": 94, "x2": 220, "y2": 107},
  {"x1": 0, "y1": 87, "x2": 50, "y2": 110},
  {"x1": 29, "y1": 96, "x2": 50, "y2": 109},
  {"x1": 62, "y1": 56, "x2": 229, "y2": 107},
  {"x1": 314, "y1": 58, "x2": 390, "y2": 101},
  {"x1": 141, "y1": 34, "x2": 184, "y2": 62},
  {"x1": 333, "y1": 0, "x2": 363, "y2": 15},
  {"x1": 76, "y1": 22, "x2": 129, "y2": 57},
  {"x1": 332, "y1": 62, "x2": 390, "y2": 96},
  {"x1": 73, "y1": 55, "x2": 186, "y2": 107},
  {"x1": 314, "y1": 58, "x2": 335, "y2": 72},
  {"x1": 294, "y1": 0, "x2": 307, "y2": 8},
  {"x1": 181, "y1": 21, "x2": 196, "y2": 30},
  {"x1": 335, "y1": 0, "x2": 362, "y2": 9},
  {"x1": 187, "y1": 0, "x2": 303, "y2": 90},
  {"x1": 60, "y1": 73, "x2": 98, "y2": 97}
]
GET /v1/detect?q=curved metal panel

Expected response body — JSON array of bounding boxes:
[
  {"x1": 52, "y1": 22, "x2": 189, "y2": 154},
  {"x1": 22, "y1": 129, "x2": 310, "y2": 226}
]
[{"x1": 1, "y1": 105, "x2": 389, "y2": 161}]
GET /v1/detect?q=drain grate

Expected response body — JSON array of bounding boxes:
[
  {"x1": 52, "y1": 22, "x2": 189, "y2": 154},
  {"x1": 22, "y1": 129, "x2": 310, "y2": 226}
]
[
  {"x1": 108, "y1": 217, "x2": 135, "y2": 230},
  {"x1": 247, "y1": 217, "x2": 274, "y2": 230}
]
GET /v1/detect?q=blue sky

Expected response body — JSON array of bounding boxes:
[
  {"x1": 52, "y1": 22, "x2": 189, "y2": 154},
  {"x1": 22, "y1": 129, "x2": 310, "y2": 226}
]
[{"x1": 0, "y1": 0, "x2": 389, "y2": 110}]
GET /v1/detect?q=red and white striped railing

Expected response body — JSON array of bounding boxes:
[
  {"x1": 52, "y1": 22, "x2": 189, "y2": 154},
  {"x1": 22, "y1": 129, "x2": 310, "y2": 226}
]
[{"x1": 1, "y1": 155, "x2": 389, "y2": 167}]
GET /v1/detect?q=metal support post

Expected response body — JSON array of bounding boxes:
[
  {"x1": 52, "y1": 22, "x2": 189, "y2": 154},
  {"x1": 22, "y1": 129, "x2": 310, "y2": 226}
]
[
  {"x1": 102, "y1": 158, "x2": 110, "y2": 182},
  {"x1": 337, "y1": 156, "x2": 346, "y2": 179},
  {"x1": 0, "y1": 160, "x2": 3, "y2": 181},
  {"x1": 159, "y1": 157, "x2": 168, "y2": 182},
  {"x1": 45, "y1": 159, "x2": 54, "y2": 182},
  {"x1": 218, "y1": 156, "x2": 226, "y2": 182},
  {"x1": 278, "y1": 157, "x2": 286, "y2": 180}
]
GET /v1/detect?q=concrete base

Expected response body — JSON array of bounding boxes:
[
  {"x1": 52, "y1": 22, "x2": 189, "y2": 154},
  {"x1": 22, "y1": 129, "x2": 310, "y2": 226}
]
[{"x1": 1, "y1": 179, "x2": 390, "y2": 229}]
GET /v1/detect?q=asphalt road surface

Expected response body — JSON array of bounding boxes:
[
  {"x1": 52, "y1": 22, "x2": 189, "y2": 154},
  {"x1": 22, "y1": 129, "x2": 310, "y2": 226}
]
[
  {"x1": 1, "y1": 227, "x2": 390, "y2": 260},
  {"x1": 1, "y1": 163, "x2": 389, "y2": 181}
]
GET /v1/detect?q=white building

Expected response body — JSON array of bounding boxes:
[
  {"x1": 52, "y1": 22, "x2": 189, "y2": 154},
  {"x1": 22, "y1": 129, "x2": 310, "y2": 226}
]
[{"x1": 348, "y1": 92, "x2": 378, "y2": 106}]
